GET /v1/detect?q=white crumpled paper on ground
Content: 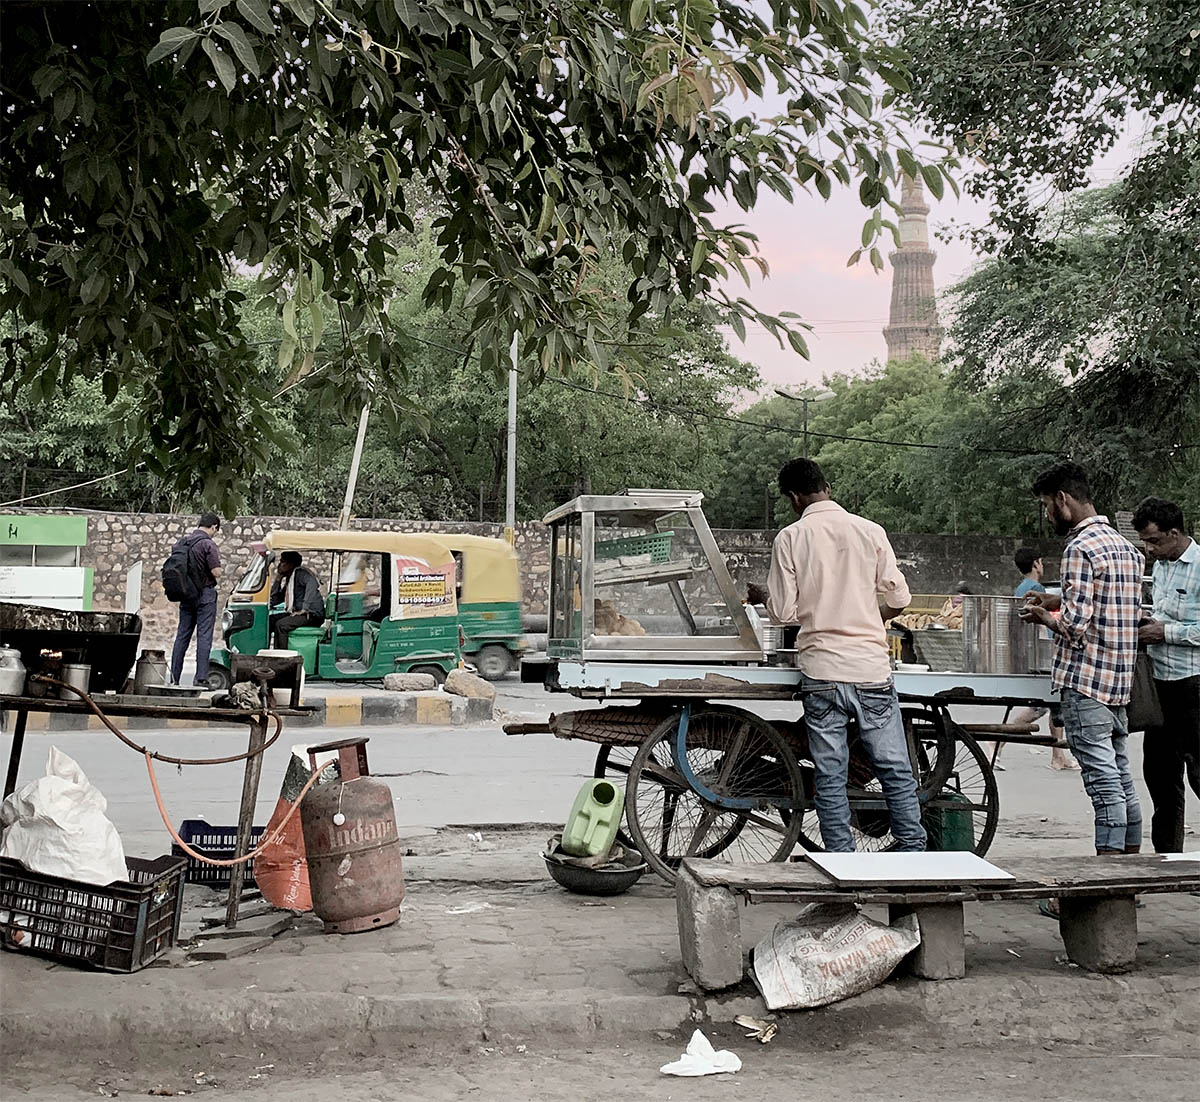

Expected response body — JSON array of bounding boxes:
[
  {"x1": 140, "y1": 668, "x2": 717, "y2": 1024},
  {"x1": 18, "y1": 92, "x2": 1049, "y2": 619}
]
[
  {"x1": 0, "y1": 747, "x2": 127, "y2": 884},
  {"x1": 660, "y1": 1029, "x2": 742, "y2": 1076}
]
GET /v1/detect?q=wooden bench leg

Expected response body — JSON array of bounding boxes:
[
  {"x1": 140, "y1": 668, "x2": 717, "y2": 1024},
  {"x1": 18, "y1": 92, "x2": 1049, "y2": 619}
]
[
  {"x1": 888, "y1": 902, "x2": 965, "y2": 980},
  {"x1": 676, "y1": 865, "x2": 744, "y2": 990},
  {"x1": 1058, "y1": 895, "x2": 1137, "y2": 974}
]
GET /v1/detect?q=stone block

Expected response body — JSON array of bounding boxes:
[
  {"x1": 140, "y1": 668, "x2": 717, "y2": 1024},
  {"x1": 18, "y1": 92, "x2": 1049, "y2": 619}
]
[
  {"x1": 444, "y1": 668, "x2": 497, "y2": 702},
  {"x1": 189, "y1": 936, "x2": 275, "y2": 961},
  {"x1": 1058, "y1": 895, "x2": 1137, "y2": 973},
  {"x1": 675, "y1": 864, "x2": 744, "y2": 991},
  {"x1": 889, "y1": 901, "x2": 965, "y2": 980},
  {"x1": 465, "y1": 696, "x2": 495, "y2": 724},
  {"x1": 362, "y1": 693, "x2": 414, "y2": 726},
  {"x1": 383, "y1": 672, "x2": 438, "y2": 692}
]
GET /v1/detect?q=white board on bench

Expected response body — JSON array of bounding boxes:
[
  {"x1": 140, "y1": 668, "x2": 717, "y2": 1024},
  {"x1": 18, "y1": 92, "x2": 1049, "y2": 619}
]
[{"x1": 806, "y1": 851, "x2": 1015, "y2": 887}]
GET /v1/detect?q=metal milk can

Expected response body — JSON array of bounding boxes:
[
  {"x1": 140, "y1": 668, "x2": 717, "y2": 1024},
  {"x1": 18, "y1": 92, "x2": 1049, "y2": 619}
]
[
  {"x1": 133, "y1": 649, "x2": 170, "y2": 693},
  {"x1": 300, "y1": 737, "x2": 404, "y2": 934},
  {"x1": 0, "y1": 646, "x2": 27, "y2": 696}
]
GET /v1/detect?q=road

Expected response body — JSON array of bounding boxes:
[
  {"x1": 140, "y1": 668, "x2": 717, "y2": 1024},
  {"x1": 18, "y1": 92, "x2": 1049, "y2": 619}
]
[
  {"x1": 6, "y1": 1032, "x2": 1198, "y2": 1102},
  {"x1": 4, "y1": 676, "x2": 1195, "y2": 858}
]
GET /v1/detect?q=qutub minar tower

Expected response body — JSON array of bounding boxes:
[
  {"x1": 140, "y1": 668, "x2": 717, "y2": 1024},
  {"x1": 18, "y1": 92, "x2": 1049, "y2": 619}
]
[{"x1": 882, "y1": 174, "x2": 943, "y2": 361}]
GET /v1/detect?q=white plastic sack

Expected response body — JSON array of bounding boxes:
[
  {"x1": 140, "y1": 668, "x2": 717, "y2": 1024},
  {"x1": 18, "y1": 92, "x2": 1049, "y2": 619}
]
[
  {"x1": 752, "y1": 902, "x2": 920, "y2": 1010},
  {"x1": 0, "y1": 747, "x2": 127, "y2": 885}
]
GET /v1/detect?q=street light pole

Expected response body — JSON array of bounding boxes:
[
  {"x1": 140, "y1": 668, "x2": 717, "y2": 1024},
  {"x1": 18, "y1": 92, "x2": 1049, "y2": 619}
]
[
  {"x1": 802, "y1": 397, "x2": 810, "y2": 459},
  {"x1": 504, "y1": 333, "x2": 518, "y2": 547}
]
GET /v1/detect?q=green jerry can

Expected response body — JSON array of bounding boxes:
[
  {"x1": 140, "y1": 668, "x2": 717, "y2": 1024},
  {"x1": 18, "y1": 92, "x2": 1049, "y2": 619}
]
[
  {"x1": 559, "y1": 779, "x2": 625, "y2": 857},
  {"x1": 926, "y1": 791, "x2": 975, "y2": 852}
]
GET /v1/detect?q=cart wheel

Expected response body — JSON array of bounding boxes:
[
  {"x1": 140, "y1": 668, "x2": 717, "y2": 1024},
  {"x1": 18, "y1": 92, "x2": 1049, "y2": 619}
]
[
  {"x1": 594, "y1": 744, "x2": 638, "y2": 848},
  {"x1": 625, "y1": 706, "x2": 805, "y2": 883},
  {"x1": 921, "y1": 731, "x2": 1000, "y2": 856},
  {"x1": 795, "y1": 727, "x2": 1000, "y2": 856}
]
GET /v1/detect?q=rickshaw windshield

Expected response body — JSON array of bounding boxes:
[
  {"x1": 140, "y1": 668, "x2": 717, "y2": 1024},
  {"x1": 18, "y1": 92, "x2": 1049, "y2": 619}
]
[{"x1": 233, "y1": 547, "x2": 270, "y2": 596}]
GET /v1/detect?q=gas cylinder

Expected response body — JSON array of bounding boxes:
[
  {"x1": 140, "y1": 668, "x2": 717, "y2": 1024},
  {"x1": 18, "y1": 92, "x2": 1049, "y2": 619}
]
[{"x1": 299, "y1": 737, "x2": 404, "y2": 933}]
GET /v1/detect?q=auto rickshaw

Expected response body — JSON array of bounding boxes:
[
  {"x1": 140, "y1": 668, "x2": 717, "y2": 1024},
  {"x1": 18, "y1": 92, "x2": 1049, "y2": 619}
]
[
  {"x1": 207, "y1": 531, "x2": 463, "y2": 689},
  {"x1": 438, "y1": 533, "x2": 526, "y2": 680}
]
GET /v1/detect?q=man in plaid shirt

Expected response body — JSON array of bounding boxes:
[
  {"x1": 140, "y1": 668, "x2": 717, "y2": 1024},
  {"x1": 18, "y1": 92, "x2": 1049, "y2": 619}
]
[{"x1": 1020, "y1": 463, "x2": 1145, "y2": 856}]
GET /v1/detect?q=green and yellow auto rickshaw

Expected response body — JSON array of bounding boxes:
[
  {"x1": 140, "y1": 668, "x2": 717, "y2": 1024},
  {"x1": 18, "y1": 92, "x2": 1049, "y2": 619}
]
[
  {"x1": 208, "y1": 530, "x2": 525, "y2": 688},
  {"x1": 207, "y1": 530, "x2": 463, "y2": 689},
  {"x1": 439, "y1": 533, "x2": 526, "y2": 680}
]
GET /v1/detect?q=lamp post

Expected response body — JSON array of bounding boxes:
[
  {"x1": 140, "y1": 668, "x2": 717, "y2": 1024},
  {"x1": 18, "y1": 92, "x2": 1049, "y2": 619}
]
[{"x1": 774, "y1": 387, "x2": 835, "y2": 458}]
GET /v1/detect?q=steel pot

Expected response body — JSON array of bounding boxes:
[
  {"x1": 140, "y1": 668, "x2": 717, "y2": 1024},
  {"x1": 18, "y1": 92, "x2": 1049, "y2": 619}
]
[{"x1": 962, "y1": 596, "x2": 1054, "y2": 675}]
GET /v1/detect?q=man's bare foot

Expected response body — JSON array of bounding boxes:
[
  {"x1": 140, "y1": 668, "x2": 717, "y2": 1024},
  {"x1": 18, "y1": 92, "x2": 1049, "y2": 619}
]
[{"x1": 1050, "y1": 751, "x2": 1080, "y2": 770}]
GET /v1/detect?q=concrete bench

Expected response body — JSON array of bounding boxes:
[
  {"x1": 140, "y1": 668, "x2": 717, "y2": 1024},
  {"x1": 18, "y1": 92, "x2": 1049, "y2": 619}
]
[{"x1": 677, "y1": 855, "x2": 1200, "y2": 989}]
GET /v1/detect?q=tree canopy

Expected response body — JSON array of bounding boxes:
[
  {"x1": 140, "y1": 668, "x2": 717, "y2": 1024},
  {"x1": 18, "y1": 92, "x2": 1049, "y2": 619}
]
[{"x1": 1, "y1": 0, "x2": 947, "y2": 508}]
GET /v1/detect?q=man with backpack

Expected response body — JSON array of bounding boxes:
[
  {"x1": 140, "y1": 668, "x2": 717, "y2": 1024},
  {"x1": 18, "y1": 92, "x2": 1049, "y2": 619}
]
[{"x1": 165, "y1": 512, "x2": 223, "y2": 688}]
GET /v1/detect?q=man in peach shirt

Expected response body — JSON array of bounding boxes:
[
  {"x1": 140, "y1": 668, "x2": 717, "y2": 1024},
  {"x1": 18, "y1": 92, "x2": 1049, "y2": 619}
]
[{"x1": 751, "y1": 458, "x2": 926, "y2": 851}]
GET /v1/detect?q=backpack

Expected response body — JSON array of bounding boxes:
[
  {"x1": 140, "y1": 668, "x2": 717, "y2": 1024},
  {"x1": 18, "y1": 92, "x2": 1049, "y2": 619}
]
[{"x1": 162, "y1": 535, "x2": 208, "y2": 603}]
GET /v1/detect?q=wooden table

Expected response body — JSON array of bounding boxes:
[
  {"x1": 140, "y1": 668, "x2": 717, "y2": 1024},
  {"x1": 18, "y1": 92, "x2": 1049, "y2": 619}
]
[
  {"x1": 676, "y1": 854, "x2": 1200, "y2": 988},
  {"x1": 2, "y1": 692, "x2": 313, "y2": 927}
]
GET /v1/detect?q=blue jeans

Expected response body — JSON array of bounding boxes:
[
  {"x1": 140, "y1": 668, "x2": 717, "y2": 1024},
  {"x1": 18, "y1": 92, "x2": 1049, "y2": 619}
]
[
  {"x1": 800, "y1": 676, "x2": 927, "y2": 852},
  {"x1": 171, "y1": 587, "x2": 218, "y2": 684},
  {"x1": 1060, "y1": 688, "x2": 1142, "y2": 853}
]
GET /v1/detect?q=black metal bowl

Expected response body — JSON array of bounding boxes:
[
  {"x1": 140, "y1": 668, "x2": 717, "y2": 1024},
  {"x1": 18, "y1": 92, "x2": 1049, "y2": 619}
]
[{"x1": 542, "y1": 844, "x2": 647, "y2": 896}]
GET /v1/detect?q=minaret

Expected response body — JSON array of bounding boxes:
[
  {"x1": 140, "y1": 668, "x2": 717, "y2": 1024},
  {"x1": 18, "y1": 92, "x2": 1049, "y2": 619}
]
[{"x1": 882, "y1": 174, "x2": 943, "y2": 361}]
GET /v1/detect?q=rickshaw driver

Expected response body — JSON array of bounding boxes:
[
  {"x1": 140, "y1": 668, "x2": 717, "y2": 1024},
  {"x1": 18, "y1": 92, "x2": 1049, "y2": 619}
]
[
  {"x1": 749, "y1": 457, "x2": 927, "y2": 853},
  {"x1": 269, "y1": 551, "x2": 326, "y2": 649}
]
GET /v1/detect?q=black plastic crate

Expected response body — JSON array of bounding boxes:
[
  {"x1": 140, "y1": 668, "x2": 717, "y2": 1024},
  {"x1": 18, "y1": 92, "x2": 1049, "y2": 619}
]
[
  {"x1": 172, "y1": 819, "x2": 265, "y2": 887},
  {"x1": 0, "y1": 855, "x2": 185, "y2": 973}
]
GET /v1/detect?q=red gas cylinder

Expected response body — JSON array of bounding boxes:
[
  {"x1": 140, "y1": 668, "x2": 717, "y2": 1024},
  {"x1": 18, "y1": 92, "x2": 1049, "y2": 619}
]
[{"x1": 300, "y1": 737, "x2": 404, "y2": 933}]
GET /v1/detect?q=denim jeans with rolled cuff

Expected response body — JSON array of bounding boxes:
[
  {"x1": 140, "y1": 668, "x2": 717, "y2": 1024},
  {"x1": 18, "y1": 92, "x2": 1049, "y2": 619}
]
[
  {"x1": 1059, "y1": 688, "x2": 1142, "y2": 853},
  {"x1": 800, "y1": 675, "x2": 927, "y2": 852}
]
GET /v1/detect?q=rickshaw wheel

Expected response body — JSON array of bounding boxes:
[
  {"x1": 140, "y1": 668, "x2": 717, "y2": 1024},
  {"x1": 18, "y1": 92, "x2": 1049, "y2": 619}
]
[
  {"x1": 206, "y1": 665, "x2": 231, "y2": 692},
  {"x1": 410, "y1": 664, "x2": 447, "y2": 686},
  {"x1": 473, "y1": 644, "x2": 513, "y2": 681},
  {"x1": 625, "y1": 706, "x2": 805, "y2": 883}
]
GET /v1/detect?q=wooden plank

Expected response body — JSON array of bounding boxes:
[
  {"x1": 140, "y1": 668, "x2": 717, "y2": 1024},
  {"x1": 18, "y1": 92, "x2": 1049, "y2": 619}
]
[{"x1": 686, "y1": 855, "x2": 1200, "y2": 901}]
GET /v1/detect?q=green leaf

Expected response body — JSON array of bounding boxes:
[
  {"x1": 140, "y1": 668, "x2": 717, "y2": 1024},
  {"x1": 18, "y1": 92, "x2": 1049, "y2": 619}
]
[
  {"x1": 202, "y1": 38, "x2": 238, "y2": 93},
  {"x1": 463, "y1": 278, "x2": 492, "y2": 311},
  {"x1": 629, "y1": 0, "x2": 650, "y2": 29},
  {"x1": 860, "y1": 219, "x2": 873, "y2": 247},
  {"x1": 392, "y1": 0, "x2": 420, "y2": 27},
  {"x1": 235, "y1": 0, "x2": 274, "y2": 36},
  {"x1": 282, "y1": 297, "x2": 298, "y2": 340},
  {"x1": 146, "y1": 26, "x2": 199, "y2": 65},
  {"x1": 309, "y1": 302, "x2": 325, "y2": 351},
  {"x1": 786, "y1": 329, "x2": 809, "y2": 358},
  {"x1": 534, "y1": 192, "x2": 555, "y2": 239},
  {"x1": 920, "y1": 164, "x2": 945, "y2": 200},
  {"x1": 846, "y1": 248, "x2": 863, "y2": 267},
  {"x1": 215, "y1": 22, "x2": 260, "y2": 76},
  {"x1": 290, "y1": 0, "x2": 316, "y2": 24}
]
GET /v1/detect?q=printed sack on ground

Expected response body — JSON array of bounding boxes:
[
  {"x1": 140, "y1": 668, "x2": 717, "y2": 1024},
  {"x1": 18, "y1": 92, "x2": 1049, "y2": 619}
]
[
  {"x1": 0, "y1": 747, "x2": 127, "y2": 884},
  {"x1": 752, "y1": 902, "x2": 920, "y2": 1010}
]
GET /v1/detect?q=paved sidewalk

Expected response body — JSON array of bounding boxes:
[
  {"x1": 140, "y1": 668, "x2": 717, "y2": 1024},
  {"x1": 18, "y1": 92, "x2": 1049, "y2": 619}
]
[{"x1": 3, "y1": 830, "x2": 1197, "y2": 1052}]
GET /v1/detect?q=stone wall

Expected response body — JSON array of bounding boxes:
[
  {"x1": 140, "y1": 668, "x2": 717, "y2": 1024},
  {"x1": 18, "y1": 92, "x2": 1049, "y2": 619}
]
[{"x1": 10, "y1": 508, "x2": 1061, "y2": 650}]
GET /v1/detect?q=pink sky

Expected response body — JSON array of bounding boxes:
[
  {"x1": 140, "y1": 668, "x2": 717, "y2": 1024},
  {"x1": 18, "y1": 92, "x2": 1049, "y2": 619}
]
[{"x1": 720, "y1": 130, "x2": 1143, "y2": 394}]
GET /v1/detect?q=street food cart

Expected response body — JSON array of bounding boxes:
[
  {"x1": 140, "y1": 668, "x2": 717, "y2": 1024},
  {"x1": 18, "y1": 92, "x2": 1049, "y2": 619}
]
[{"x1": 522, "y1": 489, "x2": 1059, "y2": 881}]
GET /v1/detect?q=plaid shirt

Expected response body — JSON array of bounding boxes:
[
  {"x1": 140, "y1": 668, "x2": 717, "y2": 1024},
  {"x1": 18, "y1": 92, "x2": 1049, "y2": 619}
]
[
  {"x1": 1147, "y1": 538, "x2": 1200, "y2": 681},
  {"x1": 1049, "y1": 515, "x2": 1144, "y2": 706}
]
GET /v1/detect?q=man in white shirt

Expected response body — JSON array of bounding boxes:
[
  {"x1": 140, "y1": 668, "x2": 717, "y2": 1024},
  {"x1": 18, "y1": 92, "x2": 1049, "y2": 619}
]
[{"x1": 753, "y1": 458, "x2": 926, "y2": 852}]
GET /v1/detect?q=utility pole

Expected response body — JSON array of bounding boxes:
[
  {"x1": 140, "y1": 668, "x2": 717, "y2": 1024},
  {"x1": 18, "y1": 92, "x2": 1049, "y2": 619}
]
[
  {"x1": 504, "y1": 334, "x2": 518, "y2": 546},
  {"x1": 774, "y1": 387, "x2": 835, "y2": 458},
  {"x1": 338, "y1": 401, "x2": 371, "y2": 530}
]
